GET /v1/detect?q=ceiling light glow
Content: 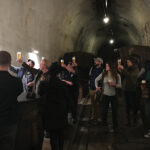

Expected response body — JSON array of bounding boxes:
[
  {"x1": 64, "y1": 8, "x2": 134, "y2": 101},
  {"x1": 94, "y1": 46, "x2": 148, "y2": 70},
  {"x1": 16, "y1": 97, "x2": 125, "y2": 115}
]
[
  {"x1": 109, "y1": 39, "x2": 114, "y2": 44},
  {"x1": 28, "y1": 52, "x2": 40, "y2": 69},
  {"x1": 103, "y1": 16, "x2": 109, "y2": 24},
  {"x1": 33, "y1": 50, "x2": 39, "y2": 54}
]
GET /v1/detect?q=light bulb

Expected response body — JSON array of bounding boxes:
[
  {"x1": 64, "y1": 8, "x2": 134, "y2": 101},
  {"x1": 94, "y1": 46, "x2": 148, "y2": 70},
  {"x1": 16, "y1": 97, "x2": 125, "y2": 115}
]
[
  {"x1": 109, "y1": 39, "x2": 114, "y2": 44},
  {"x1": 103, "y1": 16, "x2": 109, "y2": 24}
]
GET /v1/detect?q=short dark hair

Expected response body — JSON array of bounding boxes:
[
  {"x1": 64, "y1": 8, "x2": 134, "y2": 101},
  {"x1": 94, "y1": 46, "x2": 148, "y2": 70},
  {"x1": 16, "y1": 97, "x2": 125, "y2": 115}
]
[
  {"x1": 28, "y1": 59, "x2": 35, "y2": 66},
  {"x1": 127, "y1": 56, "x2": 137, "y2": 65},
  {"x1": 0, "y1": 51, "x2": 11, "y2": 66},
  {"x1": 49, "y1": 62, "x2": 63, "y2": 77}
]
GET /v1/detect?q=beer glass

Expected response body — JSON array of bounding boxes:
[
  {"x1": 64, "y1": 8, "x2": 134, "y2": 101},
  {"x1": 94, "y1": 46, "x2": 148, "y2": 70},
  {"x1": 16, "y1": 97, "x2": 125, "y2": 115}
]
[
  {"x1": 118, "y1": 59, "x2": 121, "y2": 65},
  {"x1": 72, "y1": 56, "x2": 76, "y2": 64},
  {"x1": 141, "y1": 80, "x2": 146, "y2": 89},
  {"x1": 141, "y1": 80, "x2": 146, "y2": 84},
  {"x1": 108, "y1": 79, "x2": 113, "y2": 86},
  {"x1": 17, "y1": 52, "x2": 21, "y2": 60},
  {"x1": 108, "y1": 79, "x2": 112, "y2": 83},
  {"x1": 61, "y1": 59, "x2": 64, "y2": 65}
]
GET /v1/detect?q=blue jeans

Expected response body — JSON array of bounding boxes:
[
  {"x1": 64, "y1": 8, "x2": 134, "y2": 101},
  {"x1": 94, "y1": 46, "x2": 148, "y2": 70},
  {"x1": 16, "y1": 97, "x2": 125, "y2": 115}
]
[{"x1": 0, "y1": 124, "x2": 17, "y2": 150}]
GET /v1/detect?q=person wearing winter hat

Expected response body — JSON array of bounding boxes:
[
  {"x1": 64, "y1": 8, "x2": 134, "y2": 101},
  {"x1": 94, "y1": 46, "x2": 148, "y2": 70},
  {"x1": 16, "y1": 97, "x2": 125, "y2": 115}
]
[{"x1": 89, "y1": 57, "x2": 103, "y2": 121}]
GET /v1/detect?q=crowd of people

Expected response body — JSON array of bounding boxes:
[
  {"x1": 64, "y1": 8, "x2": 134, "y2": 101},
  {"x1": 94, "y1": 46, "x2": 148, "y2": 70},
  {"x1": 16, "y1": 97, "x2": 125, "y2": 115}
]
[
  {"x1": 0, "y1": 50, "x2": 150, "y2": 150},
  {"x1": 0, "y1": 50, "x2": 79, "y2": 150},
  {"x1": 89, "y1": 56, "x2": 150, "y2": 137}
]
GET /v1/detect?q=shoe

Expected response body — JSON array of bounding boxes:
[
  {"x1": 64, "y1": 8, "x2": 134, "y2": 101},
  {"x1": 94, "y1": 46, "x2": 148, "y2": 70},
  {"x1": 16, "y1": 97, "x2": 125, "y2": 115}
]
[
  {"x1": 68, "y1": 113, "x2": 73, "y2": 125},
  {"x1": 144, "y1": 132, "x2": 150, "y2": 138},
  {"x1": 97, "y1": 118, "x2": 102, "y2": 122},
  {"x1": 125, "y1": 122, "x2": 131, "y2": 127},
  {"x1": 81, "y1": 117, "x2": 89, "y2": 121},
  {"x1": 44, "y1": 132, "x2": 50, "y2": 141},
  {"x1": 102, "y1": 122, "x2": 108, "y2": 127},
  {"x1": 109, "y1": 129, "x2": 114, "y2": 133},
  {"x1": 73, "y1": 119, "x2": 77, "y2": 124},
  {"x1": 132, "y1": 123, "x2": 137, "y2": 127},
  {"x1": 44, "y1": 132, "x2": 49, "y2": 138},
  {"x1": 90, "y1": 116, "x2": 96, "y2": 120}
]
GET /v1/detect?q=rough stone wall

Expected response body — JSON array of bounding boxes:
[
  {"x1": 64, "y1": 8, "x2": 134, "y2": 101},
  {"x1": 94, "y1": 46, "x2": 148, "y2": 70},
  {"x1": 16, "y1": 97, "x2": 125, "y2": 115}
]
[
  {"x1": 0, "y1": 0, "x2": 95, "y2": 66},
  {"x1": 119, "y1": 45, "x2": 150, "y2": 65},
  {"x1": 1, "y1": 0, "x2": 150, "y2": 68},
  {"x1": 114, "y1": 0, "x2": 150, "y2": 46}
]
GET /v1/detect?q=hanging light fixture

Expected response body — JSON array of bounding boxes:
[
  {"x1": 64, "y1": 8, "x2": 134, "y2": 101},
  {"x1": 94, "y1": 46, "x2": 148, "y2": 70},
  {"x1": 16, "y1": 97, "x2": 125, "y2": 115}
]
[
  {"x1": 103, "y1": 0, "x2": 109, "y2": 24},
  {"x1": 103, "y1": 15, "x2": 110, "y2": 24},
  {"x1": 109, "y1": 38, "x2": 114, "y2": 44}
]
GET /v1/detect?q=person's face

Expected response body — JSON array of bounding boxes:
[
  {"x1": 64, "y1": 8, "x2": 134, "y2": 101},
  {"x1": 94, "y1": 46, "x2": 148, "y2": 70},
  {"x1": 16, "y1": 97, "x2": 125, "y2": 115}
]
[
  {"x1": 94, "y1": 60, "x2": 101, "y2": 66},
  {"x1": 127, "y1": 60, "x2": 133, "y2": 67},
  {"x1": 40, "y1": 60, "x2": 46, "y2": 71},
  {"x1": 67, "y1": 64, "x2": 76, "y2": 74},
  {"x1": 67, "y1": 64, "x2": 73, "y2": 72},
  {"x1": 106, "y1": 63, "x2": 110, "y2": 71},
  {"x1": 27, "y1": 61, "x2": 34, "y2": 68}
]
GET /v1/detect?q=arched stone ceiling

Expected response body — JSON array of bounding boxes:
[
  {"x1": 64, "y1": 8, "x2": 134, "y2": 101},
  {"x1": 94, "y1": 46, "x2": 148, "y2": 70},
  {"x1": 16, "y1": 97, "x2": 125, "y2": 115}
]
[{"x1": 0, "y1": 0, "x2": 150, "y2": 64}]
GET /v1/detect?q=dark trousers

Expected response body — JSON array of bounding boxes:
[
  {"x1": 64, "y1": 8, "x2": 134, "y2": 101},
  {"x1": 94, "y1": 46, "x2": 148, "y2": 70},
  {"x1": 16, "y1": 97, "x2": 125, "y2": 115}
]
[
  {"x1": 140, "y1": 98, "x2": 147, "y2": 128},
  {"x1": 14, "y1": 102, "x2": 44, "y2": 150},
  {"x1": 68, "y1": 89, "x2": 79, "y2": 121},
  {"x1": 145, "y1": 101, "x2": 150, "y2": 130},
  {"x1": 101, "y1": 95, "x2": 118, "y2": 129},
  {"x1": 72, "y1": 90, "x2": 79, "y2": 120},
  {"x1": 124, "y1": 91, "x2": 138, "y2": 124},
  {"x1": 48, "y1": 129, "x2": 64, "y2": 150},
  {"x1": 0, "y1": 124, "x2": 17, "y2": 150}
]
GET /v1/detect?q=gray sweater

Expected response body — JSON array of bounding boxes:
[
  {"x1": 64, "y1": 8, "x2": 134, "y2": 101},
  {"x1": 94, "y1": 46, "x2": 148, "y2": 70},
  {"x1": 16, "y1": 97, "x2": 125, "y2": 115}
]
[{"x1": 95, "y1": 73, "x2": 121, "y2": 96}]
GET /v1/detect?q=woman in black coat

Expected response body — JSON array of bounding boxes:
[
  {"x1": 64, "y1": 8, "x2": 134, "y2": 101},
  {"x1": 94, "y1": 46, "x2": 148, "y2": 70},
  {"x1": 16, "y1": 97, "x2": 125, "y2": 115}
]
[{"x1": 39, "y1": 62, "x2": 69, "y2": 150}]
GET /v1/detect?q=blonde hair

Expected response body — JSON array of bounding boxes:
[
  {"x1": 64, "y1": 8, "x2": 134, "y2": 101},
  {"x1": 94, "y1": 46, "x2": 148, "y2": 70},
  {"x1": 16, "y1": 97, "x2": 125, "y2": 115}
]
[{"x1": 41, "y1": 59, "x2": 51, "y2": 69}]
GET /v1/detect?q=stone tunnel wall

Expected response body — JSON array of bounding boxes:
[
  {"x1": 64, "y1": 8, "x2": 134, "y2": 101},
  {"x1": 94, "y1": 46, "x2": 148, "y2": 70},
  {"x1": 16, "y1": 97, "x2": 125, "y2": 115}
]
[
  {"x1": 0, "y1": 0, "x2": 95, "y2": 67},
  {"x1": 119, "y1": 45, "x2": 150, "y2": 66},
  {"x1": 0, "y1": 0, "x2": 150, "y2": 67}
]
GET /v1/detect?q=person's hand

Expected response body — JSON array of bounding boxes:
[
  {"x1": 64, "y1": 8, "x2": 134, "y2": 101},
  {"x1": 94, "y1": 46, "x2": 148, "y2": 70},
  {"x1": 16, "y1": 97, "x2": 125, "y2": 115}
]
[
  {"x1": 108, "y1": 81, "x2": 116, "y2": 87},
  {"x1": 41, "y1": 75, "x2": 45, "y2": 81},
  {"x1": 141, "y1": 85, "x2": 144, "y2": 90},
  {"x1": 61, "y1": 63, "x2": 66, "y2": 68},
  {"x1": 61, "y1": 79, "x2": 73, "y2": 86},
  {"x1": 27, "y1": 82, "x2": 34, "y2": 87},
  {"x1": 72, "y1": 62, "x2": 78, "y2": 67},
  {"x1": 96, "y1": 87, "x2": 101, "y2": 91},
  {"x1": 118, "y1": 64, "x2": 124, "y2": 70},
  {"x1": 66, "y1": 66, "x2": 75, "y2": 74},
  {"x1": 118, "y1": 64, "x2": 124, "y2": 72},
  {"x1": 17, "y1": 59, "x2": 23, "y2": 64}
]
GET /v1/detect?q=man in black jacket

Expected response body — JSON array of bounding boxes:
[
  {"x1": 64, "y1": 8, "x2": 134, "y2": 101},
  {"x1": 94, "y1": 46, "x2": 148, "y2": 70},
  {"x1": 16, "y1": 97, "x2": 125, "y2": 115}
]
[
  {"x1": 15, "y1": 58, "x2": 50, "y2": 150},
  {"x1": 0, "y1": 50, "x2": 22, "y2": 150}
]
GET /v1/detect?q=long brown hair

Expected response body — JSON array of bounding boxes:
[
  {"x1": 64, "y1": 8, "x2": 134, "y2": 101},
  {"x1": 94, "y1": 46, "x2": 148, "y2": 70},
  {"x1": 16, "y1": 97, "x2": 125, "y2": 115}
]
[{"x1": 104, "y1": 62, "x2": 118, "y2": 81}]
